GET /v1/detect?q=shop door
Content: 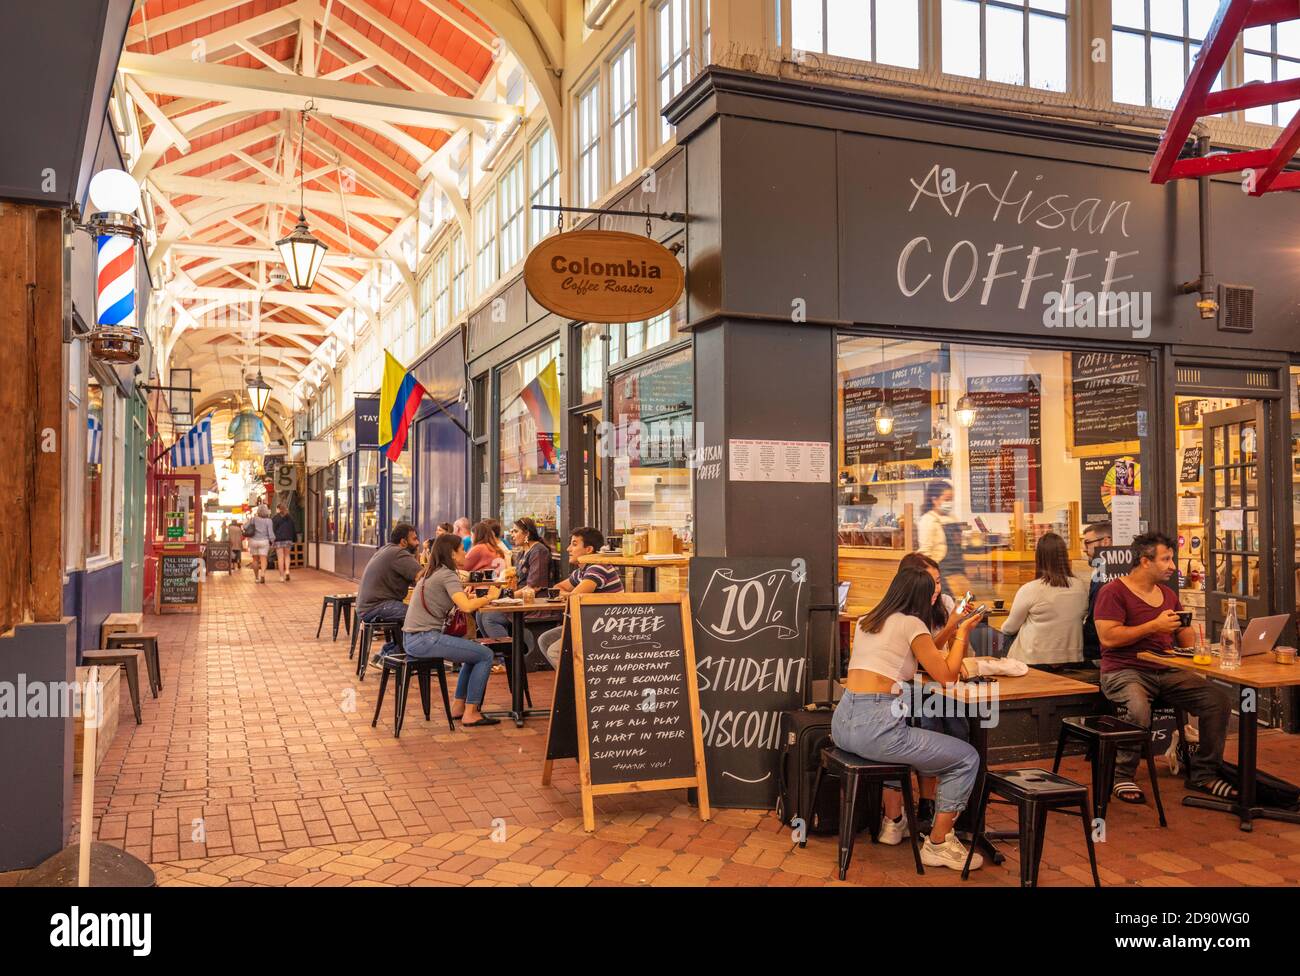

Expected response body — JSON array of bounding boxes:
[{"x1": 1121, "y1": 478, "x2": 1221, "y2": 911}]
[
  {"x1": 1202, "y1": 401, "x2": 1270, "y2": 639},
  {"x1": 580, "y1": 411, "x2": 603, "y2": 533},
  {"x1": 121, "y1": 403, "x2": 146, "y2": 610}
]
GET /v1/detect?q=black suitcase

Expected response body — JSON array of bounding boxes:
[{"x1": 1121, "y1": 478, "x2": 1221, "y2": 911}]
[{"x1": 774, "y1": 703, "x2": 840, "y2": 835}]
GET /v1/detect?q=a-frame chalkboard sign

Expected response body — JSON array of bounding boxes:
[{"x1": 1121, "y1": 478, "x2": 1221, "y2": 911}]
[{"x1": 541, "y1": 593, "x2": 711, "y2": 832}]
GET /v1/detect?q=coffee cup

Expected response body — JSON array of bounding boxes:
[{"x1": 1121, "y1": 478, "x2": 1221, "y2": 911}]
[
  {"x1": 1177, "y1": 611, "x2": 1193, "y2": 628},
  {"x1": 993, "y1": 599, "x2": 1005, "y2": 610}
]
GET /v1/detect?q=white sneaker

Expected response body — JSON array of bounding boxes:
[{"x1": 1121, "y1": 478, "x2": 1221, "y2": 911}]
[
  {"x1": 921, "y1": 833, "x2": 983, "y2": 872},
  {"x1": 878, "y1": 815, "x2": 909, "y2": 846}
]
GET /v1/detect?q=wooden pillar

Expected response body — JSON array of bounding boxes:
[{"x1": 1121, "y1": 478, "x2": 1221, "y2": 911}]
[{"x1": 0, "y1": 202, "x2": 64, "y2": 635}]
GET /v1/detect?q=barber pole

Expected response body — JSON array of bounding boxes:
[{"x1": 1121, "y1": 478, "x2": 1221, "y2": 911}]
[{"x1": 96, "y1": 233, "x2": 135, "y2": 329}]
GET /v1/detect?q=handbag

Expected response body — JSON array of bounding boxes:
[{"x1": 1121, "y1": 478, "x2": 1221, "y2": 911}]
[{"x1": 419, "y1": 577, "x2": 467, "y2": 637}]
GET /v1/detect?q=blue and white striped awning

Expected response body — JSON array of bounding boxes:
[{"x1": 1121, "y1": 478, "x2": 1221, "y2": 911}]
[{"x1": 168, "y1": 416, "x2": 213, "y2": 467}]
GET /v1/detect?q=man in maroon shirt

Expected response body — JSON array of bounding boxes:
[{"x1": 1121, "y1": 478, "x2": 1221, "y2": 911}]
[{"x1": 1094, "y1": 532, "x2": 1235, "y2": 805}]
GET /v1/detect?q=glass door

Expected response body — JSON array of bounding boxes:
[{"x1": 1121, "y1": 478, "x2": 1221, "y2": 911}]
[
  {"x1": 579, "y1": 408, "x2": 604, "y2": 535},
  {"x1": 1202, "y1": 401, "x2": 1269, "y2": 640}
]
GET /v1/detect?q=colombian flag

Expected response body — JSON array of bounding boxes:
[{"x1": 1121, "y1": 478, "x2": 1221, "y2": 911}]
[
  {"x1": 519, "y1": 359, "x2": 561, "y2": 468},
  {"x1": 379, "y1": 351, "x2": 426, "y2": 461}
]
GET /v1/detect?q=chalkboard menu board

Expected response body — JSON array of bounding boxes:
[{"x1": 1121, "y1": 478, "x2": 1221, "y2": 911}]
[
  {"x1": 1089, "y1": 546, "x2": 1133, "y2": 586},
  {"x1": 1067, "y1": 352, "x2": 1145, "y2": 453},
  {"x1": 552, "y1": 593, "x2": 711, "y2": 831},
  {"x1": 1180, "y1": 445, "x2": 1203, "y2": 485},
  {"x1": 158, "y1": 553, "x2": 202, "y2": 612},
  {"x1": 205, "y1": 541, "x2": 232, "y2": 573},
  {"x1": 689, "y1": 557, "x2": 810, "y2": 809},
  {"x1": 966, "y1": 374, "x2": 1042, "y2": 514},
  {"x1": 842, "y1": 359, "x2": 934, "y2": 464}
]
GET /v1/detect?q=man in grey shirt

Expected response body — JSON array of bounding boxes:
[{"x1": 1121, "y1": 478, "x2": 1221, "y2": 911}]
[{"x1": 357, "y1": 522, "x2": 421, "y2": 658}]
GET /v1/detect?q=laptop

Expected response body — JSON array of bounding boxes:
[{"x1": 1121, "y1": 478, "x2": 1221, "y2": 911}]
[
  {"x1": 1165, "y1": 612, "x2": 1288, "y2": 657},
  {"x1": 837, "y1": 581, "x2": 851, "y2": 613}
]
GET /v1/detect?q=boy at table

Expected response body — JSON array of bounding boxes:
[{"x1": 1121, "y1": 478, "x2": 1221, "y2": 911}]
[
  {"x1": 524, "y1": 526, "x2": 624, "y2": 669},
  {"x1": 1093, "y1": 531, "x2": 1236, "y2": 806}
]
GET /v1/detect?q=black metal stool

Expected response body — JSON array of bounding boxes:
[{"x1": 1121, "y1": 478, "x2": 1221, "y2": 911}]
[
  {"x1": 105, "y1": 633, "x2": 161, "y2": 697},
  {"x1": 370, "y1": 653, "x2": 455, "y2": 737},
  {"x1": 807, "y1": 746, "x2": 924, "y2": 880},
  {"x1": 962, "y1": 767, "x2": 1100, "y2": 887},
  {"x1": 81, "y1": 649, "x2": 145, "y2": 725},
  {"x1": 1052, "y1": 715, "x2": 1167, "y2": 826},
  {"x1": 355, "y1": 621, "x2": 402, "y2": 680},
  {"x1": 317, "y1": 594, "x2": 356, "y2": 641}
]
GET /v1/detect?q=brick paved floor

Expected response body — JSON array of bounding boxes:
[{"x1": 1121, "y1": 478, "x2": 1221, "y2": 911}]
[{"x1": 7, "y1": 566, "x2": 1300, "y2": 887}]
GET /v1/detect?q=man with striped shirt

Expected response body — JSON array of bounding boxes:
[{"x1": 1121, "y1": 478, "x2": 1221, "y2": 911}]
[{"x1": 537, "y1": 526, "x2": 623, "y2": 668}]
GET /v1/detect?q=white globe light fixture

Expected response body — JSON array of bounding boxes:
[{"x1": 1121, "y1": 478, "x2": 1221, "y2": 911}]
[
  {"x1": 276, "y1": 105, "x2": 328, "y2": 290},
  {"x1": 82, "y1": 168, "x2": 144, "y2": 364},
  {"x1": 88, "y1": 168, "x2": 142, "y2": 216},
  {"x1": 874, "y1": 404, "x2": 895, "y2": 436},
  {"x1": 955, "y1": 394, "x2": 978, "y2": 429}
]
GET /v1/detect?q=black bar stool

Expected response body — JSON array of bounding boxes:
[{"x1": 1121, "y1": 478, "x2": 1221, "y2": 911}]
[
  {"x1": 962, "y1": 767, "x2": 1100, "y2": 887},
  {"x1": 105, "y1": 633, "x2": 161, "y2": 697},
  {"x1": 370, "y1": 653, "x2": 455, "y2": 737},
  {"x1": 806, "y1": 745, "x2": 924, "y2": 880},
  {"x1": 1052, "y1": 715, "x2": 1167, "y2": 826},
  {"x1": 316, "y1": 594, "x2": 355, "y2": 641},
  {"x1": 80, "y1": 649, "x2": 145, "y2": 725},
  {"x1": 355, "y1": 621, "x2": 401, "y2": 680}
]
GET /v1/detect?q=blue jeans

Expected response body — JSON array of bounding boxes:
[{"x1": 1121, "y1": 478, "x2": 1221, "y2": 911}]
[
  {"x1": 361, "y1": 600, "x2": 408, "y2": 655},
  {"x1": 478, "y1": 611, "x2": 511, "y2": 638},
  {"x1": 402, "y1": 629, "x2": 495, "y2": 705},
  {"x1": 831, "y1": 691, "x2": 980, "y2": 815}
]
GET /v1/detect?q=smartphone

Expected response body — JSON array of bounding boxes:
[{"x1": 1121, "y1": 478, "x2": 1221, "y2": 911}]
[{"x1": 954, "y1": 591, "x2": 974, "y2": 615}]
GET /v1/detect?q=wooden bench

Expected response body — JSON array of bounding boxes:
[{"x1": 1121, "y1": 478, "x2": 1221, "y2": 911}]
[{"x1": 101, "y1": 611, "x2": 144, "y2": 646}]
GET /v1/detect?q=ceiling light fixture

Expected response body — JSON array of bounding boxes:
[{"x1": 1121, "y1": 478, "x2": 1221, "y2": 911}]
[{"x1": 276, "y1": 102, "x2": 327, "y2": 290}]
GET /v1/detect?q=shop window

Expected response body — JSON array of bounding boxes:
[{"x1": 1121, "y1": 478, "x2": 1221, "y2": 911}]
[
  {"x1": 498, "y1": 156, "x2": 525, "y2": 272},
  {"x1": 1112, "y1": 0, "x2": 1222, "y2": 109},
  {"x1": 451, "y1": 232, "x2": 469, "y2": 318},
  {"x1": 580, "y1": 322, "x2": 606, "y2": 405},
  {"x1": 358, "y1": 452, "x2": 379, "y2": 546},
  {"x1": 609, "y1": 345, "x2": 693, "y2": 536},
  {"x1": 322, "y1": 464, "x2": 339, "y2": 542},
  {"x1": 942, "y1": 0, "x2": 1067, "y2": 91},
  {"x1": 475, "y1": 192, "x2": 498, "y2": 297},
  {"x1": 610, "y1": 312, "x2": 676, "y2": 365},
  {"x1": 391, "y1": 452, "x2": 412, "y2": 532},
  {"x1": 577, "y1": 80, "x2": 601, "y2": 207},
  {"x1": 609, "y1": 40, "x2": 638, "y2": 184},
  {"x1": 836, "y1": 336, "x2": 1153, "y2": 621},
  {"x1": 418, "y1": 271, "x2": 433, "y2": 349},
  {"x1": 529, "y1": 126, "x2": 559, "y2": 245},
  {"x1": 791, "y1": 0, "x2": 920, "y2": 70},
  {"x1": 498, "y1": 340, "x2": 562, "y2": 536},
  {"x1": 337, "y1": 460, "x2": 352, "y2": 544},
  {"x1": 1243, "y1": 21, "x2": 1300, "y2": 125},
  {"x1": 85, "y1": 378, "x2": 107, "y2": 559},
  {"x1": 655, "y1": 0, "x2": 692, "y2": 144},
  {"x1": 434, "y1": 248, "x2": 450, "y2": 334}
]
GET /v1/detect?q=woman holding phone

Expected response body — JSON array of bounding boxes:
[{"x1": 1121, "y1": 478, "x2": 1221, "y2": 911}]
[{"x1": 833, "y1": 565, "x2": 986, "y2": 871}]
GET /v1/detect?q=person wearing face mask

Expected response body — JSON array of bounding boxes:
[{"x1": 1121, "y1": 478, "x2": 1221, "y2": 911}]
[{"x1": 917, "y1": 480, "x2": 971, "y2": 600}]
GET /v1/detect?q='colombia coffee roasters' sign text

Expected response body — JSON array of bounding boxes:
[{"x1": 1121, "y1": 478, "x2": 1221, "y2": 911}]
[{"x1": 524, "y1": 229, "x2": 685, "y2": 323}]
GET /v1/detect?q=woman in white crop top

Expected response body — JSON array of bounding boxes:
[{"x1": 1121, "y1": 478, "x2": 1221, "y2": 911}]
[{"x1": 833, "y1": 566, "x2": 986, "y2": 872}]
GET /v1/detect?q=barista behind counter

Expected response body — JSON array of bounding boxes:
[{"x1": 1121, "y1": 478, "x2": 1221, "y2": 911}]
[{"x1": 917, "y1": 480, "x2": 972, "y2": 601}]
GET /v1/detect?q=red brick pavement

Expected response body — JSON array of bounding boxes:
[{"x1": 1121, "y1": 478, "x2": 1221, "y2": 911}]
[{"x1": 5, "y1": 566, "x2": 1300, "y2": 888}]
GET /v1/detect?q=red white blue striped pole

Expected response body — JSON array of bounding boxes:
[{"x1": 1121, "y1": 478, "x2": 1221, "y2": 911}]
[{"x1": 96, "y1": 233, "x2": 135, "y2": 329}]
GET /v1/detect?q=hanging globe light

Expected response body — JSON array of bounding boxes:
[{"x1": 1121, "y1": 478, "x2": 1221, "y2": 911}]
[
  {"x1": 874, "y1": 404, "x2": 895, "y2": 436},
  {"x1": 955, "y1": 394, "x2": 978, "y2": 429},
  {"x1": 276, "y1": 104, "x2": 328, "y2": 289},
  {"x1": 229, "y1": 408, "x2": 267, "y2": 463},
  {"x1": 245, "y1": 369, "x2": 272, "y2": 413}
]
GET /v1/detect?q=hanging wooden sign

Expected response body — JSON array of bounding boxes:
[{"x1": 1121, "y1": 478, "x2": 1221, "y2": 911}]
[
  {"x1": 524, "y1": 229, "x2": 684, "y2": 323},
  {"x1": 542, "y1": 593, "x2": 710, "y2": 831}
]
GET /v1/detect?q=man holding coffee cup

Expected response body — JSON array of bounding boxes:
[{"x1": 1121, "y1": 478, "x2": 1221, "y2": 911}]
[{"x1": 1093, "y1": 531, "x2": 1236, "y2": 806}]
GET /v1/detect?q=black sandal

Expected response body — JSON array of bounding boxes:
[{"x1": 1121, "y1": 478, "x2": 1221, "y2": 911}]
[
  {"x1": 462, "y1": 716, "x2": 500, "y2": 727},
  {"x1": 1112, "y1": 781, "x2": 1146, "y2": 804},
  {"x1": 1191, "y1": 778, "x2": 1239, "y2": 800}
]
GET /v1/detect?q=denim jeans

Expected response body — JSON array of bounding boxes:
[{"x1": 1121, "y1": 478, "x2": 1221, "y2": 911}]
[
  {"x1": 831, "y1": 691, "x2": 980, "y2": 814},
  {"x1": 478, "y1": 611, "x2": 512, "y2": 639},
  {"x1": 1100, "y1": 667, "x2": 1232, "y2": 785},
  {"x1": 403, "y1": 629, "x2": 495, "y2": 705},
  {"x1": 538, "y1": 626, "x2": 563, "y2": 669},
  {"x1": 361, "y1": 600, "x2": 408, "y2": 656}
]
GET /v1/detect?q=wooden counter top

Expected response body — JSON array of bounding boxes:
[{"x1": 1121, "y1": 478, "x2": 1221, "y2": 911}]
[{"x1": 576, "y1": 553, "x2": 690, "y2": 568}]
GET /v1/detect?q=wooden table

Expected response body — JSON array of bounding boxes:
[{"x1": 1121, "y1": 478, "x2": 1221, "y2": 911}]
[
  {"x1": 930, "y1": 668, "x2": 1101, "y2": 863},
  {"x1": 478, "y1": 599, "x2": 566, "y2": 727},
  {"x1": 1138, "y1": 651, "x2": 1300, "y2": 831},
  {"x1": 576, "y1": 553, "x2": 689, "y2": 592}
]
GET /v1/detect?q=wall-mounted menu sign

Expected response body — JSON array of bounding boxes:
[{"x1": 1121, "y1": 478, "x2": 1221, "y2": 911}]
[
  {"x1": 841, "y1": 359, "x2": 935, "y2": 464},
  {"x1": 157, "y1": 553, "x2": 202, "y2": 613},
  {"x1": 966, "y1": 373, "x2": 1042, "y2": 514},
  {"x1": 204, "y1": 541, "x2": 232, "y2": 574},
  {"x1": 1066, "y1": 352, "x2": 1145, "y2": 457},
  {"x1": 523, "y1": 230, "x2": 685, "y2": 324},
  {"x1": 544, "y1": 594, "x2": 711, "y2": 832},
  {"x1": 689, "y1": 557, "x2": 809, "y2": 808}
]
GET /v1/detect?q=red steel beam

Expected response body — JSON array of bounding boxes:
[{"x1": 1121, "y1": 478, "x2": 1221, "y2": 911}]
[
  {"x1": 1169, "y1": 148, "x2": 1274, "y2": 178},
  {"x1": 1249, "y1": 109, "x2": 1300, "y2": 192},
  {"x1": 1149, "y1": 0, "x2": 1253, "y2": 184},
  {"x1": 1205, "y1": 76, "x2": 1300, "y2": 113},
  {"x1": 1244, "y1": 0, "x2": 1300, "y2": 28}
]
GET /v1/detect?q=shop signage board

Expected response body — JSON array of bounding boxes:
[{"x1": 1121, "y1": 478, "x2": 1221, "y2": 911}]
[
  {"x1": 728, "y1": 439, "x2": 832, "y2": 483},
  {"x1": 1079, "y1": 454, "x2": 1141, "y2": 526},
  {"x1": 523, "y1": 230, "x2": 685, "y2": 323},
  {"x1": 542, "y1": 593, "x2": 710, "y2": 831},
  {"x1": 205, "y1": 541, "x2": 232, "y2": 573},
  {"x1": 842, "y1": 358, "x2": 936, "y2": 464},
  {"x1": 1065, "y1": 352, "x2": 1146, "y2": 457},
  {"x1": 156, "y1": 553, "x2": 202, "y2": 613},
  {"x1": 354, "y1": 395, "x2": 380, "y2": 450},
  {"x1": 1088, "y1": 545, "x2": 1133, "y2": 586},
  {"x1": 688, "y1": 557, "x2": 810, "y2": 808},
  {"x1": 965, "y1": 373, "x2": 1043, "y2": 513}
]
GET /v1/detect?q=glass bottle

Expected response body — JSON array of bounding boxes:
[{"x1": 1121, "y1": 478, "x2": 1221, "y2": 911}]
[{"x1": 1220, "y1": 599, "x2": 1242, "y2": 671}]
